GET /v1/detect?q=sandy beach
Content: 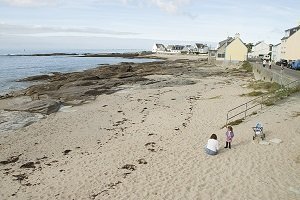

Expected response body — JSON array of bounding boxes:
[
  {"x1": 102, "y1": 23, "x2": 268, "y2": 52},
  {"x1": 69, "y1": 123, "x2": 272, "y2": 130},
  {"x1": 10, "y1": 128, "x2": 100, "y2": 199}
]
[{"x1": 0, "y1": 55, "x2": 299, "y2": 200}]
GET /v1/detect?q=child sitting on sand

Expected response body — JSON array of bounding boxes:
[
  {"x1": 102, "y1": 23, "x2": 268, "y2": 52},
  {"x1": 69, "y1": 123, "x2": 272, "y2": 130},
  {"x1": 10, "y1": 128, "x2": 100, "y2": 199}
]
[
  {"x1": 205, "y1": 134, "x2": 219, "y2": 155},
  {"x1": 225, "y1": 126, "x2": 234, "y2": 149}
]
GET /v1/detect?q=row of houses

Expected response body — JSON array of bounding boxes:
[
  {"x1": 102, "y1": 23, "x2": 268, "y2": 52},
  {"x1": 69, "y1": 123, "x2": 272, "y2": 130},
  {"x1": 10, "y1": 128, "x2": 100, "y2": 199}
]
[
  {"x1": 152, "y1": 34, "x2": 249, "y2": 62},
  {"x1": 152, "y1": 24, "x2": 300, "y2": 62},
  {"x1": 152, "y1": 43, "x2": 209, "y2": 54},
  {"x1": 248, "y1": 25, "x2": 300, "y2": 62}
]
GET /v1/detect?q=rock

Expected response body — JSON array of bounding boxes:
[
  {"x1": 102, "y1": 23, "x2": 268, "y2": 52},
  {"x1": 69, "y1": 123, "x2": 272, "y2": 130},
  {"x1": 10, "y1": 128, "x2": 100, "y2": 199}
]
[
  {"x1": 137, "y1": 159, "x2": 147, "y2": 164},
  {"x1": 0, "y1": 111, "x2": 44, "y2": 132},
  {"x1": 121, "y1": 164, "x2": 137, "y2": 171},
  {"x1": 19, "y1": 74, "x2": 50, "y2": 82},
  {"x1": 5, "y1": 99, "x2": 61, "y2": 115},
  {"x1": 0, "y1": 155, "x2": 21, "y2": 165},
  {"x1": 269, "y1": 138, "x2": 282, "y2": 144},
  {"x1": 20, "y1": 162, "x2": 35, "y2": 169},
  {"x1": 63, "y1": 150, "x2": 72, "y2": 155}
]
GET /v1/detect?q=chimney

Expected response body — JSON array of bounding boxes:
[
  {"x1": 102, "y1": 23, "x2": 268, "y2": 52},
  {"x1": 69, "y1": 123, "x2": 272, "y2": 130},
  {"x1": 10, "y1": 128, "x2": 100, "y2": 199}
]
[{"x1": 235, "y1": 33, "x2": 240, "y2": 39}]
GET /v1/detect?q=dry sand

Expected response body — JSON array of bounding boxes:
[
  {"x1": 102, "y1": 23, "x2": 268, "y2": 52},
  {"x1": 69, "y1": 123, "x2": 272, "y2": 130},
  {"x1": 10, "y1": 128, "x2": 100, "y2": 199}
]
[{"x1": 0, "y1": 58, "x2": 299, "y2": 200}]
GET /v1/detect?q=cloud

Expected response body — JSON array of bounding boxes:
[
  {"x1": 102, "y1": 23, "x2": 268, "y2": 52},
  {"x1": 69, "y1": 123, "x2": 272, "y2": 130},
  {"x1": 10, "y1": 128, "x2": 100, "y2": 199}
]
[
  {"x1": 1, "y1": 0, "x2": 196, "y2": 18},
  {"x1": 118, "y1": 0, "x2": 192, "y2": 14},
  {"x1": 150, "y1": 0, "x2": 191, "y2": 14},
  {"x1": 0, "y1": 0, "x2": 57, "y2": 6},
  {"x1": 0, "y1": 23, "x2": 139, "y2": 36}
]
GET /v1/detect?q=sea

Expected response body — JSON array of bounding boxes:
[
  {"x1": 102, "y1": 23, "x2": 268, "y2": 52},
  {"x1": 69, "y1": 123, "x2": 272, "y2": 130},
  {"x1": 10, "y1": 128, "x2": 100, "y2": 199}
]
[{"x1": 0, "y1": 49, "x2": 155, "y2": 95}]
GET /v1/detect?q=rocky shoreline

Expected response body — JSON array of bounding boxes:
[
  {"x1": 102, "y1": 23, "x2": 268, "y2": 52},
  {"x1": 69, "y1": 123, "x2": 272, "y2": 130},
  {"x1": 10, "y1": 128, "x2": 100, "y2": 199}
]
[
  {"x1": 1, "y1": 58, "x2": 217, "y2": 112},
  {"x1": 0, "y1": 55, "x2": 250, "y2": 132}
]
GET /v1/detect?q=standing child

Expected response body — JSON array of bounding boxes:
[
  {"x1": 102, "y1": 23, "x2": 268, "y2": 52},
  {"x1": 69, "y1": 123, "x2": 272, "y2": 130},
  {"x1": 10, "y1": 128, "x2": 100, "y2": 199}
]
[{"x1": 225, "y1": 126, "x2": 234, "y2": 149}]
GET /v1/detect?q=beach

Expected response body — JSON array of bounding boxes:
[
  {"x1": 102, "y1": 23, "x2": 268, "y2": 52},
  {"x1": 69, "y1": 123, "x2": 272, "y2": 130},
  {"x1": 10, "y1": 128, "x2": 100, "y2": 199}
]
[{"x1": 0, "y1": 55, "x2": 299, "y2": 200}]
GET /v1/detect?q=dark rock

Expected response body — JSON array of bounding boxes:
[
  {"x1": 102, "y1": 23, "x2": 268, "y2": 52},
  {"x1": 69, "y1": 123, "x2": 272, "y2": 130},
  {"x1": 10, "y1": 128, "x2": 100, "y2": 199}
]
[
  {"x1": 63, "y1": 150, "x2": 72, "y2": 155},
  {"x1": 20, "y1": 162, "x2": 35, "y2": 169},
  {"x1": 19, "y1": 75, "x2": 50, "y2": 82},
  {"x1": 145, "y1": 142, "x2": 156, "y2": 147},
  {"x1": 81, "y1": 76, "x2": 101, "y2": 81},
  {"x1": 121, "y1": 164, "x2": 137, "y2": 171},
  {"x1": 137, "y1": 159, "x2": 147, "y2": 164},
  {"x1": 12, "y1": 173, "x2": 28, "y2": 182},
  {"x1": 0, "y1": 154, "x2": 21, "y2": 165}
]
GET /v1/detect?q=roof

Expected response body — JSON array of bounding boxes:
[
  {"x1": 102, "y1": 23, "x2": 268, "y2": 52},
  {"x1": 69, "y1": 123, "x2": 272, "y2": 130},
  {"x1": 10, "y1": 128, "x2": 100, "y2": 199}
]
[
  {"x1": 155, "y1": 44, "x2": 165, "y2": 48},
  {"x1": 274, "y1": 43, "x2": 281, "y2": 47},
  {"x1": 254, "y1": 41, "x2": 263, "y2": 46},
  {"x1": 166, "y1": 45, "x2": 184, "y2": 50},
  {"x1": 282, "y1": 25, "x2": 300, "y2": 40},
  {"x1": 284, "y1": 25, "x2": 300, "y2": 32},
  {"x1": 218, "y1": 37, "x2": 234, "y2": 49},
  {"x1": 195, "y1": 43, "x2": 207, "y2": 49}
]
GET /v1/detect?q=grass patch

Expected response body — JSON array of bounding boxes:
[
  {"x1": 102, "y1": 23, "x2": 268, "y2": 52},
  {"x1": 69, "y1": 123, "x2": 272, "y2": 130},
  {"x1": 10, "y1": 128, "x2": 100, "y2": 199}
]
[
  {"x1": 241, "y1": 91, "x2": 264, "y2": 97},
  {"x1": 227, "y1": 118, "x2": 244, "y2": 126},
  {"x1": 248, "y1": 81, "x2": 281, "y2": 92},
  {"x1": 240, "y1": 61, "x2": 253, "y2": 72},
  {"x1": 262, "y1": 85, "x2": 300, "y2": 106},
  {"x1": 292, "y1": 112, "x2": 300, "y2": 118}
]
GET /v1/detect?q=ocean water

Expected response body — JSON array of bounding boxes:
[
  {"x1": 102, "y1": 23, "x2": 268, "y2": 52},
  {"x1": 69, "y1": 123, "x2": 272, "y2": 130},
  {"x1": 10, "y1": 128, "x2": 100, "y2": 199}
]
[{"x1": 0, "y1": 51, "x2": 155, "y2": 95}]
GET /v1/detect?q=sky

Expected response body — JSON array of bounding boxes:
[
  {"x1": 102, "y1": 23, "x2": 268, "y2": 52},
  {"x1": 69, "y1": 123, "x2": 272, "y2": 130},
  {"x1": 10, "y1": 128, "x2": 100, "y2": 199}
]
[{"x1": 0, "y1": 0, "x2": 299, "y2": 52}]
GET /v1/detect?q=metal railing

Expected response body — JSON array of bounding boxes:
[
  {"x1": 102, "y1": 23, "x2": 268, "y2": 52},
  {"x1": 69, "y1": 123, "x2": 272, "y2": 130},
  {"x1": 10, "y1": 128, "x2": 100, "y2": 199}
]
[{"x1": 225, "y1": 80, "x2": 299, "y2": 125}]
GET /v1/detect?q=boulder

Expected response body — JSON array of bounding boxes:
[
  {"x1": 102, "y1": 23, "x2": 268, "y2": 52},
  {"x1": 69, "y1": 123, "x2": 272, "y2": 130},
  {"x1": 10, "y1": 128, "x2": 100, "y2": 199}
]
[{"x1": 5, "y1": 99, "x2": 61, "y2": 115}]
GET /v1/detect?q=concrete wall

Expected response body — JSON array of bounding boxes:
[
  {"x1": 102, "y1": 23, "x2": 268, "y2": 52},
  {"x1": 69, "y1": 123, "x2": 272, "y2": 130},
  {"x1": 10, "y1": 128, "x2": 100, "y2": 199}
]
[{"x1": 252, "y1": 63, "x2": 298, "y2": 86}]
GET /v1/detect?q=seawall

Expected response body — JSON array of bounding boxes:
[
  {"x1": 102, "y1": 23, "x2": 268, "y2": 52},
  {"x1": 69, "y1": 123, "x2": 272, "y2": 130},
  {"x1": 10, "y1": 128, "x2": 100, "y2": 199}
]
[{"x1": 252, "y1": 62, "x2": 298, "y2": 86}]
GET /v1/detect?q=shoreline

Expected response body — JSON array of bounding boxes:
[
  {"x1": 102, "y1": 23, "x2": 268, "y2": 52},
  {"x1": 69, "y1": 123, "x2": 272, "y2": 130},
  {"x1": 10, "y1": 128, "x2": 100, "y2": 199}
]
[{"x1": 0, "y1": 53, "x2": 162, "y2": 99}]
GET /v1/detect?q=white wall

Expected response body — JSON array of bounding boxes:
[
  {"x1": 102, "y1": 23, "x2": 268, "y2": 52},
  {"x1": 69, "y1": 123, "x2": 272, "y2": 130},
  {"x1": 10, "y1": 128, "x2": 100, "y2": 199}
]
[
  {"x1": 271, "y1": 44, "x2": 281, "y2": 62},
  {"x1": 250, "y1": 41, "x2": 270, "y2": 57}
]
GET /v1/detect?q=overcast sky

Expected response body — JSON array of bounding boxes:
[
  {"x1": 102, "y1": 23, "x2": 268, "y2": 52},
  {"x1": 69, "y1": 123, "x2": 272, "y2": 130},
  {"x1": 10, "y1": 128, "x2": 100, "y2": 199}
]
[{"x1": 0, "y1": 0, "x2": 299, "y2": 51}]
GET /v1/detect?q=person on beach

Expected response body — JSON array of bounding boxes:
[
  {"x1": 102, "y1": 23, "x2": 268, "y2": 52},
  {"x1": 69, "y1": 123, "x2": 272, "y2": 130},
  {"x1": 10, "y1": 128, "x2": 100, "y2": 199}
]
[
  {"x1": 205, "y1": 134, "x2": 219, "y2": 155},
  {"x1": 268, "y1": 60, "x2": 272, "y2": 69},
  {"x1": 225, "y1": 126, "x2": 234, "y2": 149},
  {"x1": 262, "y1": 60, "x2": 266, "y2": 67}
]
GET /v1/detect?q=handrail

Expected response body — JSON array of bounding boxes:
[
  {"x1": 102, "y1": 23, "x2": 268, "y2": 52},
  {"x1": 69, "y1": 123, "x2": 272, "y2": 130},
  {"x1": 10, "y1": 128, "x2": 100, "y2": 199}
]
[{"x1": 226, "y1": 80, "x2": 299, "y2": 125}]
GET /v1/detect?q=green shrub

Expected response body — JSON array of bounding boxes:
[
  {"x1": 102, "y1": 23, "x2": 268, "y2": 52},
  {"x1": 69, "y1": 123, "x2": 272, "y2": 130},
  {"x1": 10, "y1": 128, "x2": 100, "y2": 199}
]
[{"x1": 241, "y1": 61, "x2": 253, "y2": 72}]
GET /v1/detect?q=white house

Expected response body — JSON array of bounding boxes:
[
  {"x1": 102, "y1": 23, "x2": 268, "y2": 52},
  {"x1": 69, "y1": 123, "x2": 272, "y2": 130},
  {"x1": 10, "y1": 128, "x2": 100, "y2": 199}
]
[
  {"x1": 181, "y1": 45, "x2": 194, "y2": 54},
  {"x1": 166, "y1": 45, "x2": 185, "y2": 53},
  {"x1": 249, "y1": 41, "x2": 271, "y2": 58},
  {"x1": 152, "y1": 43, "x2": 167, "y2": 53},
  {"x1": 271, "y1": 43, "x2": 281, "y2": 62},
  {"x1": 194, "y1": 43, "x2": 209, "y2": 54}
]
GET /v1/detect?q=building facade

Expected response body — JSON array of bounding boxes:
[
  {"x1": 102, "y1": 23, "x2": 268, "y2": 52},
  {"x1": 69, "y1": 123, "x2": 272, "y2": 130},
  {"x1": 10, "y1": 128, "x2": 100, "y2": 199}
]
[
  {"x1": 152, "y1": 44, "x2": 167, "y2": 53},
  {"x1": 271, "y1": 43, "x2": 281, "y2": 62},
  {"x1": 248, "y1": 41, "x2": 271, "y2": 58},
  {"x1": 281, "y1": 25, "x2": 300, "y2": 60},
  {"x1": 216, "y1": 34, "x2": 248, "y2": 62}
]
